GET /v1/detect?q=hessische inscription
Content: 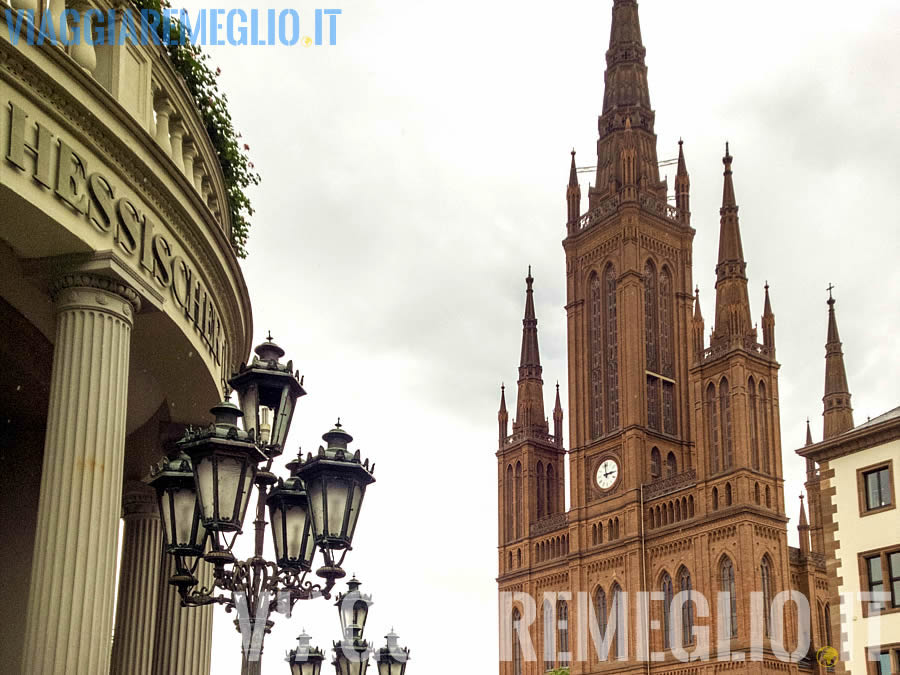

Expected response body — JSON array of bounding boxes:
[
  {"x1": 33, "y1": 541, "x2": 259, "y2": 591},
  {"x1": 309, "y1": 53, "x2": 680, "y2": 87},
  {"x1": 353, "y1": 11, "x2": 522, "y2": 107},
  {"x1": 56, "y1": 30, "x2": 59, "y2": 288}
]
[{"x1": 4, "y1": 100, "x2": 228, "y2": 369}]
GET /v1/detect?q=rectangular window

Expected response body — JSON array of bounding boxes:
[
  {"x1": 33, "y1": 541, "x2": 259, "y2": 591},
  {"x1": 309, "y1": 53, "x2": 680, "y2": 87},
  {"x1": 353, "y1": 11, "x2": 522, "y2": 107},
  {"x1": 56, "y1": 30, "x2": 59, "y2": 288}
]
[
  {"x1": 861, "y1": 548, "x2": 900, "y2": 617},
  {"x1": 858, "y1": 461, "x2": 895, "y2": 516},
  {"x1": 867, "y1": 645, "x2": 899, "y2": 675}
]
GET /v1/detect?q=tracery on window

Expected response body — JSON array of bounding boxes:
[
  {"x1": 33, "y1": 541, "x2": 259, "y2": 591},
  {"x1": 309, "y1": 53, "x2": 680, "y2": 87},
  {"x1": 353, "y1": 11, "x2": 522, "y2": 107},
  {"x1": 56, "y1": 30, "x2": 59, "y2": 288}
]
[
  {"x1": 605, "y1": 265, "x2": 620, "y2": 431},
  {"x1": 590, "y1": 275, "x2": 604, "y2": 439},
  {"x1": 720, "y1": 378, "x2": 733, "y2": 469},
  {"x1": 707, "y1": 383, "x2": 720, "y2": 473},
  {"x1": 721, "y1": 557, "x2": 737, "y2": 638}
]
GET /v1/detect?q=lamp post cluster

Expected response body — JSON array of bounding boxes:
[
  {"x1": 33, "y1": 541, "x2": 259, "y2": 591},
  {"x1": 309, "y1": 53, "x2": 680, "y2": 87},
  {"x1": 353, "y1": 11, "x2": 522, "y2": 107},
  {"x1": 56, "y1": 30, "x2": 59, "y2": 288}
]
[
  {"x1": 286, "y1": 577, "x2": 410, "y2": 675},
  {"x1": 147, "y1": 335, "x2": 387, "y2": 674}
]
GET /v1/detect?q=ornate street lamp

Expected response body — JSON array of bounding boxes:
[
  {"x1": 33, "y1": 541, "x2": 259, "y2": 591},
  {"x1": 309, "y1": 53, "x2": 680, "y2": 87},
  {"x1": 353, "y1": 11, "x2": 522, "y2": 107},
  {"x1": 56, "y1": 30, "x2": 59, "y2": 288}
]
[
  {"x1": 336, "y1": 577, "x2": 372, "y2": 639},
  {"x1": 375, "y1": 631, "x2": 410, "y2": 675},
  {"x1": 333, "y1": 637, "x2": 372, "y2": 675},
  {"x1": 296, "y1": 423, "x2": 376, "y2": 561},
  {"x1": 147, "y1": 451, "x2": 205, "y2": 558},
  {"x1": 229, "y1": 332, "x2": 306, "y2": 456},
  {"x1": 147, "y1": 336, "x2": 376, "y2": 675},
  {"x1": 286, "y1": 631, "x2": 325, "y2": 675}
]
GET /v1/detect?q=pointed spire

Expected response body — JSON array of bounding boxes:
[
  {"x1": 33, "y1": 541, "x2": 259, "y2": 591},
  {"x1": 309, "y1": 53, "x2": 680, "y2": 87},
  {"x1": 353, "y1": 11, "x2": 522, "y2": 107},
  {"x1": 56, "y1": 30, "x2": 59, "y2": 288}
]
[
  {"x1": 675, "y1": 139, "x2": 691, "y2": 226},
  {"x1": 798, "y1": 494, "x2": 810, "y2": 556},
  {"x1": 692, "y1": 285, "x2": 705, "y2": 362},
  {"x1": 823, "y1": 286, "x2": 854, "y2": 439},
  {"x1": 677, "y1": 139, "x2": 688, "y2": 176},
  {"x1": 711, "y1": 143, "x2": 754, "y2": 349},
  {"x1": 514, "y1": 270, "x2": 547, "y2": 434},
  {"x1": 762, "y1": 282, "x2": 775, "y2": 353},
  {"x1": 567, "y1": 150, "x2": 582, "y2": 229},
  {"x1": 498, "y1": 384, "x2": 509, "y2": 444},
  {"x1": 569, "y1": 149, "x2": 578, "y2": 187},
  {"x1": 553, "y1": 382, "x2": 564, "y2": 447},
  {"x1": 602, "y1": 0, "x2": 650, "y2": 114},
  {"x1": 805, "y1": 418, "x2": 813, "y2": 447},
  {"x1": 693, "y1": 285, "x2": 703, "y2": 320}
]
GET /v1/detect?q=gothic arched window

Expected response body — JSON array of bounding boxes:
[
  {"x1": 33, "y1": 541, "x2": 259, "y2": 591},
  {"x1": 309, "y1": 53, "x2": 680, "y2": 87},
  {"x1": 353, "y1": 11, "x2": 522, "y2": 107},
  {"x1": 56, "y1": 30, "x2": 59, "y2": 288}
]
[
  {"x1": 759, "y1": 381, "x2": 770, "y2": 473},
  {"x1": 605, "y1": 264, "x2": 620, "y2": 431},
  {"x1": 719, "y1": 378, "x2": 733, "y2": 469},
  {"x1": 590, "y1": 275, "x2": 604, "y2": 439},
  {"x1": 661, "y1": 572, "x2": 674, "y2": 649},
  {"x1": 536, "y1": 462, "x2": 545, "y2": 519},
  {"x1": 761, "y1": 556, "x2": 773, "y2": 638},
  {"x1": 644, "y1": 261, "x2": 659, "y2": 373},
  {"x1": 824, "y1": 603, "x2": 833, "y2": 646},
  {"x1": 505, "y1": 464, "x2": 513, "y2": 541},
  {"x1": 725, "y1": 482, "x2": 733, "y2": 506},
  {"x1": 611, "y1": 583, "x2": 624, "y2": 659},
  {"x1": 595, "y1": 587, "x2": 608, "y2": 660},
  {"x1": 749, "y1": 377, "x2": 760, "y2": 470},
  {"x1": 546, "y1": 463, "x2": 555, "y2": 516},
  {"x1": 515, "y1": 462, "x2": 523, "y2": 539},
  {"x1": 707, "y1": 383, "x2": 720, "y2": 473},
  {"x1": 558, "y1": 601, "x2": 570, "y2": 667},
  {"x1": 721, "y1": 557, "x2": 737, "y2": 638},
  {"x1": 543, "y1": 600, "x2": 554, "y2": 671},
  {"x1": 650, "y1": 447, "x2": 661, "y2": 479},
  {"x1": 680, "y1": 567, "x2": 694, "y2": 646},
  {"x1": 712, "y1": 486, "x2": 719, "y2": 511},
  {"x1": 667, "y1": 452, "x2": 677, "y2": 478},
  {"x1": 513, "y1": 608, "x2": 523, "y2": 675},
  {"x1": 660, "y1": 267, "x2": 674, "y2": 377}
]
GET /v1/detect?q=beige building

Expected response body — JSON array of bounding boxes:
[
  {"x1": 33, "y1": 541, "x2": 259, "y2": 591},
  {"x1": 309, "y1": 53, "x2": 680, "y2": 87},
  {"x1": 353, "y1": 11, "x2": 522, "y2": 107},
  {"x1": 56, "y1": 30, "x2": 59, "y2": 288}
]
[
  {"x1": 800, "y1": 306, "x2": 900, "y2": 675},
  {"x1": 1, "y1": 4, "x2": 252, "y2": 674}
]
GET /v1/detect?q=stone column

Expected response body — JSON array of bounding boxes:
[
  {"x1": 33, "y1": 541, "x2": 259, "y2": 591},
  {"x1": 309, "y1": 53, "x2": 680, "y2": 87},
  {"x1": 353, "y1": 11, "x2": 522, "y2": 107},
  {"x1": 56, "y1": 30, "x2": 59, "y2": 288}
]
[
  {"x1": 169, "y1": 118, "x2": 186, "y2": 172},
  {"x1": 154, "y1": 94, "x2": 174, "y2": 157},
  {"x1": 110, "y1": 481, "x2": 163, "y2": 675},
  {"x1": 21, "y1": 274, "x2": 140, "y2": 675},
  {"x1": 152, "y1": 553, "x2": 214, "y2": 675}
]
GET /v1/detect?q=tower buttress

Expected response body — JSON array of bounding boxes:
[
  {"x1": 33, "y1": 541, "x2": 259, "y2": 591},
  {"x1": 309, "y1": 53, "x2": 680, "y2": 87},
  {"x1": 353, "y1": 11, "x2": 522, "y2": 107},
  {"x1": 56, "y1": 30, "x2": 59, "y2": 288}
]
[{"x1": 822, "y1": 288, "x2": 854, "y2": 439}]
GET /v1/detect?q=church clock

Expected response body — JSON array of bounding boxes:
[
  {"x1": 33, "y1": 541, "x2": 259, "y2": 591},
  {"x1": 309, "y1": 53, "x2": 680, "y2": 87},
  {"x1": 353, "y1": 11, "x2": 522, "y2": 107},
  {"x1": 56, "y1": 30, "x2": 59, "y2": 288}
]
[{"x1": 595, "y1": 458, "x2": 620, "y2": 490}]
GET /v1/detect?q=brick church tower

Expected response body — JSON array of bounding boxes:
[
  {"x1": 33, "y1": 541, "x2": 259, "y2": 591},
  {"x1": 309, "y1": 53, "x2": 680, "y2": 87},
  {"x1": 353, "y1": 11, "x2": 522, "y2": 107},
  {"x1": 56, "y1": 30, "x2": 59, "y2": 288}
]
[{"x1": 496, "y1": 2, "x2": 830, "y2": 673}]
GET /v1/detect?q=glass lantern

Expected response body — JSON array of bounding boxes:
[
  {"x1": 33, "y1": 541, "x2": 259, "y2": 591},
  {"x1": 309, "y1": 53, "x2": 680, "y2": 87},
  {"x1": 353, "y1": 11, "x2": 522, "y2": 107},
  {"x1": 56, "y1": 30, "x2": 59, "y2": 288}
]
[
  {"x1": 286, "y1": 631, "x2": 325, "y2": 675},
  {"x1": 267, "y1": 455, "x2": 316, "y2": 571},
  {"x1": 147, "y1": 451, "x2": 205, "y2": 557},
  {"x1": 375, "y1": 632, "x2": 410, "y2": 675}
]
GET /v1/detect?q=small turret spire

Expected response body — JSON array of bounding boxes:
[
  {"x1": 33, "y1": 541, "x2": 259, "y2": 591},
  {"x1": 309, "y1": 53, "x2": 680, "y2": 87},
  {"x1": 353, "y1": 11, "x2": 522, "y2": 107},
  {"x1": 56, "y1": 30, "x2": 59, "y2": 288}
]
[
  {"x1": 567, "y1": 149, "x2": 582, "y2": 229},
  {"x1": 823, "y1": 287, "x2": 854, "y2": 439},
  {"x1": 805, "y1": 418, "x2": 813, "y2": 447},
  {"x1": 675, "y1": 139, "x2": 691, "y2": 225},
  {"x1": 553, "y1": 382, "x2": 564, "y2": 447},
  {"x1": 514, "y1": 270, "x2": 547, "y2": 434},
  {"x1": 798, "y1": 493, "x2": 810, "y2": 556},
  {"x1": 692, "y1": 286, "x2": 705, "y2": 362},
  {"x1": 498, "y1": 384, "x2": 509, "y2": 444},
  {"x1": 762, "y1": 282, "x2": 775, "y2": 354}
]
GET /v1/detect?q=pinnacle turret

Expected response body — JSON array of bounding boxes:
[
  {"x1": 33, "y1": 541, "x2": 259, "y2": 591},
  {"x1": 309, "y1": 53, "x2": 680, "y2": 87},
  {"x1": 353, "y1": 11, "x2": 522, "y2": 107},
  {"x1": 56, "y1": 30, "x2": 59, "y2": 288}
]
[
  {"x1": 514, "y1": 269, "x2": 547, "y2": 434},
  {"x1": 498, "y1": 384, "x2": 509, "y2": 444},
  {"x1": 553, "y1": 383, "x2": 564, "y2": 447},
  {"x1": 823, "y1": 287, "x2": 854, "y2": 439},
  {"x1": 567, "y1": 150, "x2": 582, "y2": 229},
  {"x1": 675, "y1": 139, "x2": 691, "y2": 225},
  {"x1": 762, "y1": 282, "x2": 775, "y2": 353}
]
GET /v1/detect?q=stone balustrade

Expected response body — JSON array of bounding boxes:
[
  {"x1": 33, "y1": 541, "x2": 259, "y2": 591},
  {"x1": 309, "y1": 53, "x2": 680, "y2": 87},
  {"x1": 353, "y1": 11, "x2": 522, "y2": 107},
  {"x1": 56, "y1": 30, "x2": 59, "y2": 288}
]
[{"x1": 5, "y1": 0, "x2": 231, "y2": 239}]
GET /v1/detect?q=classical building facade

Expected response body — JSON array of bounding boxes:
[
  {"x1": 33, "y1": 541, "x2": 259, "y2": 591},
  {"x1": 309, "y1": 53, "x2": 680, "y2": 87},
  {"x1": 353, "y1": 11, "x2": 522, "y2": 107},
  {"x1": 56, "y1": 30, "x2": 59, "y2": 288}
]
[
  {"x1": 1, "y1": 5, "x2": 252, "y2": 674},
  {"x1": 798, "y1": 295, "x2": 900, "y2": 675},
  {"x1": 496, "y1": 1, "x2": 831, "y2": 673}
]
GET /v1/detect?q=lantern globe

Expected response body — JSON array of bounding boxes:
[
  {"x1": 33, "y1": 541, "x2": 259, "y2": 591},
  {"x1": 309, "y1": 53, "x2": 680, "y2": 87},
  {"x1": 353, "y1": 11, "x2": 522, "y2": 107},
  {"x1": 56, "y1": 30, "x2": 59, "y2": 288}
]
[
  {"x1": 336, "y1": 577, "x2": 373, "y2": 639},
  {"x1": 177, "y1": 400, "x2": 267, "y2": 535},
  {"x1": 147, "y1": 451, "x2": 205, "y2": 557},
  {"x1": 332, "y1": 639, "x2": 371, "y2": 675},
  {"x1": 267, "y1": 461, "x2": 316, "y2": 571},
  {"x1": 375, "y1": 631, "x2": 410, "y2": 675},
  {"x1": 295, "y1": 422, "x2": 375, "y2": 554},
  {"x1": 229, "y1": 336, "x2": 306, "y2": 457},
  {"x1": 286, "y1": 631, "x2": 325, "y2": 675}
]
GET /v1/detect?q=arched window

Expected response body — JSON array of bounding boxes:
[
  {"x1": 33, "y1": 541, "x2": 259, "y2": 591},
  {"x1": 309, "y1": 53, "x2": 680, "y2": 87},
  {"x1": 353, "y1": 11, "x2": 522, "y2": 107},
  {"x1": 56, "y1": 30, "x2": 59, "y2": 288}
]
[
  {"x1": 517, "y1": 549, "x2": 522, "y2": 567},
  {"x1": 650, "y1": 447, "x2": 661, "y2": 479},
  {"x1": 595, "y1": 587, "x2": 608, "y2": 660},
  {"x1": 761, "y1": 556, "x2": 773, "y2": 638},
  {"x1": 508, "y1": 551, "x2": 513, "y2": 570},
  {"x1": 515, "y1": 462, "x2": 523, "y2": 539},
  {"x1": 590, "y1": 274, "x2": 604, "y2": 439},
  {"x1": 505, "y1": 464, "x2": 514, "y2": 541},
  {"x1": 688, "y1": 495, "x2": 694, "y2": 517},
  {"x1": 645, "y1": 261, "x2": 659, "y2": 373},
  {"x1": 707, "y1": 383, "x2": 720, "y2": 473},
  {"x1": 592, "y1": 523, "x2": 598, "y2": 546},
  {"x1": 755, "y1": 482, "x2": 761, "y2": 505},
  {"x1": 765, "y1": 485, "x2": 771, "y2": 508},
  {"x1": 675, "y1": 500, "x2": 682, "y2": 521},
  {"x1": 726, "y1": 482, "x2": 733, "y2": 506},
  {"x1": 680, "y1": 568, "x2": 694, "y2": 646},
  {"x1": 759, "y1": 381, "x2": 770, "y2": 472},
  {"x1": 721, "y1": 557, "x2": 737, "y2": 638},
  {"x1": 712, "y1": 487, "x2": 719, "y2": 511},
  {"x1": 719, "y1": 378, "x2": 733, "y2": 469},
  {"x1": 605, "y1": 264, "x2": 620, "y2": 431},
  {"x1": 536, "y1": 462, "x2": 545, "y2": 519},
  {"x1": 660, "y1": 268, "x2": 676, "y2": 434},
  {"x1": 543, "y1": 600, "x2": 554, "y2": 671},
  {"x1": 667, "y1": 452, "x2": 677, "y2": 477},
  {"x1": 513, "y1": 608, "x2": 523, "y2": 675},
  {"x1": 546, "y1": 463, "x2": 555, "y2": 516},
  {"x1": 661, "y1": 572, "x2": 674, "y2": 649},
  {"x1": 611, "y1": 583, "x2": 624, "y2": 658},
  {"x1": 823, "y1": 604, "x2": 833, "y2": 646},
  {"x1": 749, "y1": 377, "x2": 760, "y2": 470},
  {"x1": 597, "y1": 522, "x2": 604, "y2": 544},
  {"x1": 614, "y1": 517, "x2": 620, "y2": 539},
  {"x1": 558, "y1": 601, "x2": 570, "y2": 667}
]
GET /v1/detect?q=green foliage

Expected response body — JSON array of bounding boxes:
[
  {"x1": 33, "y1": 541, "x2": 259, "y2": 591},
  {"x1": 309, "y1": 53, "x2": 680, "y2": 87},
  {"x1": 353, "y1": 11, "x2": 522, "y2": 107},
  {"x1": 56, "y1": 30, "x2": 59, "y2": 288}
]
[
  {"x1": 134, "y1": 0, "x2": 260, "y2": 258},
  {"x1": 546, "y1": 669, "x2": 570, "y2": 675}
]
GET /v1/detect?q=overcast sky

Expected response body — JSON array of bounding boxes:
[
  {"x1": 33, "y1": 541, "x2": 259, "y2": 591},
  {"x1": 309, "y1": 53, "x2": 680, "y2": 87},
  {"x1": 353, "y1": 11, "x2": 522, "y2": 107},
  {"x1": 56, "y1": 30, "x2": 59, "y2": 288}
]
[{"x1": 180, "y1": 1, "x2": 900, "y2": 671}]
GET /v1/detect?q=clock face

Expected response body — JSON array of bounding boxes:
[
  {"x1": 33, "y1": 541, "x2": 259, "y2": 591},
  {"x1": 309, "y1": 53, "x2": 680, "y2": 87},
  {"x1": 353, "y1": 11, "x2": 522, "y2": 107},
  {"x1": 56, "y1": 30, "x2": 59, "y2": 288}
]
[{"x1": 596, "y1": 458, "x2": 619, "y2": 490}]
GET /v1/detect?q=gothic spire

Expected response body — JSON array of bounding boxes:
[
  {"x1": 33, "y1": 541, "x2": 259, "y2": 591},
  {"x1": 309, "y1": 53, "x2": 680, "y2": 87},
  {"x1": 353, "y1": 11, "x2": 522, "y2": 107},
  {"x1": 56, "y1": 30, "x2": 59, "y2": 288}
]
[
  {"x1": 823, "y1": 287, "x2": 854, "y2": 439},
  {"x1": 693, "y1": 286, "x2": 703, "y2": 320},
  {"x1": 798, "y1": 494, "x2": 810, "y2": 556},
  {"x1": 762, "y1": 282, "x2": 775, "y2": 353},
  {"x1": 805, "y1": 418, "x2": 813, "y2": 446},
  {"x1": 498, "y1": 384, "x2": 509, "y2": 443},
  {"x1": 711, "y1": 144, "x2": 754, "y2": 349},
  {"x1": 567, "y1": 150, "x2": 582, "y2": 229},
  {"x1": 692, "y1": 286, "x2": 705, "y2": 362},
  {"x1": 514, "y1": 269, "x2": 547, "y2": 434},
  {"x1": 602, "y1": 0, "x2": 651, "y2": 115},
  {"x1": 569, "y1": 149, "x2": 578, "y2": 187},
  {"x1": 553, "y1": 383, "x2": 564, "y2": 447},
  {"x1": 675, "y1": 139, "x2": 691, "y2": 224}
]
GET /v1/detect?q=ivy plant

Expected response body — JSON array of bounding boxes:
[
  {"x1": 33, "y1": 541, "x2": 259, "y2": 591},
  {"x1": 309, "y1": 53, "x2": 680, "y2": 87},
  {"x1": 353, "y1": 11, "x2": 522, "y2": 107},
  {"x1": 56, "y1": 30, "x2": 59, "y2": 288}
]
[{"x1": 134, "y1": 0, "x2": 259, "y2": 258}]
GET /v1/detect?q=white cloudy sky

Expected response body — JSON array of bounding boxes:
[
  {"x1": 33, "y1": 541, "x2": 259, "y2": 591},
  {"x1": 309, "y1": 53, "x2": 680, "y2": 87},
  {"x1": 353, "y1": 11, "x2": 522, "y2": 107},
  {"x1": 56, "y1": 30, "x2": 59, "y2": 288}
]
[{"x1": 180, "y1": 1, "x2": 900, "y2": 671}]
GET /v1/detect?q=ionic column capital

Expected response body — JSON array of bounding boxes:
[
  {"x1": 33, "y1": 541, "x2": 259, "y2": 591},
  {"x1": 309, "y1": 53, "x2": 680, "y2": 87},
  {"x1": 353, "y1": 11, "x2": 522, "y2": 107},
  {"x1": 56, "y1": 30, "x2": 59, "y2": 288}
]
[
  {"x1": 50, "y1": 273, "x2": 142, "y2": 316},
  {"x1": 122, "y1": 480, "x2": 159, "y2": 519}
]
